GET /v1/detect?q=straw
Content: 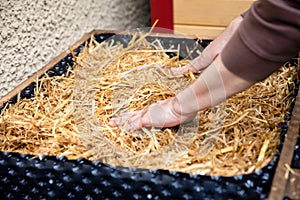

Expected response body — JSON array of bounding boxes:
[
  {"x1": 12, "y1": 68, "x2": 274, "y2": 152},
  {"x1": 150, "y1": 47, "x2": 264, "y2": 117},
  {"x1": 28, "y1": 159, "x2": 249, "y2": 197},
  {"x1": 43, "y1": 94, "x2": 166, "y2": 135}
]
[{"x1": 0, "y1": 32, "x2": 298, "y2": 176}]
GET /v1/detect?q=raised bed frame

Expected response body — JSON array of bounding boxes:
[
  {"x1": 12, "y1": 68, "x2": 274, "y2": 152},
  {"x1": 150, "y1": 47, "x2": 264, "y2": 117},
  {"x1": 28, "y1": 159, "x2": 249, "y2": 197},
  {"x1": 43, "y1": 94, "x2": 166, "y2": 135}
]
[{"x1": 0, "y1": 30, "x2": 299, "y2": 200}]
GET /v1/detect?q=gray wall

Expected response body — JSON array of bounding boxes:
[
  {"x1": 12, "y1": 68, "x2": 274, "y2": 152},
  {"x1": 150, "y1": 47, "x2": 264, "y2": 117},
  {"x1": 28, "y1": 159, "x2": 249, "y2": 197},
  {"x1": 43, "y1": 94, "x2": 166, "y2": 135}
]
[{"x1": 0, "y1": 0, "x2": 151, "y2": 97}]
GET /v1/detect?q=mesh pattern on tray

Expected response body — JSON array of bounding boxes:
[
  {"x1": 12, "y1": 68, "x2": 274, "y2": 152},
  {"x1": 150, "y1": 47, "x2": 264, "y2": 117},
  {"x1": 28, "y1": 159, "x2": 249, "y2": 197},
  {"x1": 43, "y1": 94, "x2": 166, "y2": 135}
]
[{"x1": 0, "y1": 32, "x2": 299, "y2": 199}]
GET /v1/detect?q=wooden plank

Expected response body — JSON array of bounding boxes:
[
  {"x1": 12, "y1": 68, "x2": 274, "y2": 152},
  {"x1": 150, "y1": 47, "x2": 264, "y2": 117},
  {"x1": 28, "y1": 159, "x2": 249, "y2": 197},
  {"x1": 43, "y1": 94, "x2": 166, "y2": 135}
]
[
  {"x1": 174, "y1": 24, "x2": 225, "y2": 39},
  {"x1": 174, "y1": 0, "x2": 254, "y2": 26},
  {"x1": 268, "y1": 88, "x2": 300, "y2": 200},
  {"x1": 285, "y1": 169, "x2": 300, "y2": 199}
]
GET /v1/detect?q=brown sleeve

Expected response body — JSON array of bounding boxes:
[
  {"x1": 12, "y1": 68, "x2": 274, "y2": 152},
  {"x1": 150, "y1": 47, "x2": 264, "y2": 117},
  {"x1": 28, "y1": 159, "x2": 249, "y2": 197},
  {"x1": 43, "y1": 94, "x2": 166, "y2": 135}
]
[
  {"x1": 240, "y1": 10, "x2": 249, "y2": 18},
  {"x1": 221, "y1": 0, "x2": 300, "y2": 82}
]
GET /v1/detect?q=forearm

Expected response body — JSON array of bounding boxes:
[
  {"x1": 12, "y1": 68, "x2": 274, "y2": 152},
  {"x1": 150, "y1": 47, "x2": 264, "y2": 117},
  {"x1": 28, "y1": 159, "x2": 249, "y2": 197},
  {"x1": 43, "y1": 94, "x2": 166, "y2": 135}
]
[
  {"x1": 174, "y1": 55, "x2": 253, "y2": 115},
  {"x1": 222, "y1": 0, "x2": 300, "y2": 82},
  {"x1": 190, "y1": 16, "x2": 243, "y2": 69},
  {"x1": 176, "y1": 0, "x2": 300, "y2": 114}
]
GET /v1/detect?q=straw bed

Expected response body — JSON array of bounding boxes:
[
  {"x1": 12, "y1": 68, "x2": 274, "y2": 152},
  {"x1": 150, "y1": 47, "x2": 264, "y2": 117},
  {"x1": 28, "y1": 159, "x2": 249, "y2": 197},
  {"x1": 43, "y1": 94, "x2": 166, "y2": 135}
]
[{"x1": 0, "y1": 34, "x2": 299, "y2": 176}]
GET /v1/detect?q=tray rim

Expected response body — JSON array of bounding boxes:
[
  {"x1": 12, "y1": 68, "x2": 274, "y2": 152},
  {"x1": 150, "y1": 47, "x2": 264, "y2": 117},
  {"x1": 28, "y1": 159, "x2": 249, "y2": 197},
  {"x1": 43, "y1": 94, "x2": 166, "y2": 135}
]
[{"x1": 0, "y1": 29, "x2": 299, "y2": 199}]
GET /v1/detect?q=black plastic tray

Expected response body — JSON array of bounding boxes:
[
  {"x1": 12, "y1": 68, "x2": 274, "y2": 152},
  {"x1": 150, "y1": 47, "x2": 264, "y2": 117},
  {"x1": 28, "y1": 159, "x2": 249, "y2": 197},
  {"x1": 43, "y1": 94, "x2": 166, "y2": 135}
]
[{"x1": 0, "y1": 32, "x2": 299, "y2": 200}]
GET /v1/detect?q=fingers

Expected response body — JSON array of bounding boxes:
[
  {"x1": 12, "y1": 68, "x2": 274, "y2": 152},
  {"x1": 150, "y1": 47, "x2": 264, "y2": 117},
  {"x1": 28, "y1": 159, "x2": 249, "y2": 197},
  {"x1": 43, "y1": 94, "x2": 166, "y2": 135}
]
[
  {"x1": 108, "y1": 98, "x2": 184, "y2": 130},
  {"x1": 171, "y1": 16, "x2": 243, "y2": 76},
  {"x1": 109, "y1": 108, "x2": 150, "y2": 131},
  {"x1": 171, "y1": 50, "x2": 214, "y2": 76},
  {"x1": 108, "y1": 113, "x2": 131, "y2": 128},
  {"x1": 127, "y1": 109, "x2": 149, "y2": 130},
  {"x1": 171, "y1": 64, "x2": 198, "y2": 76},
  {"x1": 109, "y1": 105, "x2": 166, "y2": 131}
]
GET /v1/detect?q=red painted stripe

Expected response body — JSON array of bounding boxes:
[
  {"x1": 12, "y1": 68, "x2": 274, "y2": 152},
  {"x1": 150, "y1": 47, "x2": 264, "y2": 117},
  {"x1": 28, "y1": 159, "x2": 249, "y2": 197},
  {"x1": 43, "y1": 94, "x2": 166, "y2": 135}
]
[{"x1": 150, "y1": 0, "x2": 173, "y2": 32}]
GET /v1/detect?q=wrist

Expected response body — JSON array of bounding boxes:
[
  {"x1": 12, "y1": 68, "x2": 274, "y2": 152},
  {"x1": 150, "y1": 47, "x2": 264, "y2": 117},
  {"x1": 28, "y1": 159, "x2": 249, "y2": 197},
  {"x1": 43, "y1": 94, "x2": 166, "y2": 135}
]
[
  {"x1": 170, "y1": 97, "x2": 198, "y2": 123},
  {"x1": 228, "y1": 16, "x2": 243, "y2": 32},
  {"x1": 173, "y1": 88, "x2": 201, "y2": 116}
]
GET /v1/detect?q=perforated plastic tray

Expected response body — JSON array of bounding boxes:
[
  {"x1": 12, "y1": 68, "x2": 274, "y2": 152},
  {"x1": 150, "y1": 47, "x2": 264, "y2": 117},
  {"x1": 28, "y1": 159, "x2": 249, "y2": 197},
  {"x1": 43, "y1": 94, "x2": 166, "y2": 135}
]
[{"x1": 0, "y1": 31, "x2": 299, "y2": 200}]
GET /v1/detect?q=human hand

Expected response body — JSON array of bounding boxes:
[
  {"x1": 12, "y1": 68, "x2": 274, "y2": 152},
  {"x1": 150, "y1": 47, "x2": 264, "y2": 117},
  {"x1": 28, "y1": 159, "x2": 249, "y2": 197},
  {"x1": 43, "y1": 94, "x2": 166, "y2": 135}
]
[
  {"x1": 109, "y1": 16, "x2": 245, "y2": 130},
  {"x1": 172, "y1": 16, "x2": 243, "y2": 75},
  {"x1": 109, "y1": 97, "x2": 197, "y2": 130},
  {"x1": 109, "y1": 53, "x2": 254, "y2": 130}
]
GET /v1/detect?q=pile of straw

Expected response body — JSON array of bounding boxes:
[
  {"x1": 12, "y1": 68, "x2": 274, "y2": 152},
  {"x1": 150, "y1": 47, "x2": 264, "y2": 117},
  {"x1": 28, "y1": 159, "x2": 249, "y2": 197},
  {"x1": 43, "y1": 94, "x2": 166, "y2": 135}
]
[
  {"x1": 73, "y1": 34, "x2": 200, "y2": 170},
  {"x1": 0, "y1": 71, "x2": 91, "y2": 159},
  {"x1": 0, "y1": 33, "x2": 298, "y2": 176}
]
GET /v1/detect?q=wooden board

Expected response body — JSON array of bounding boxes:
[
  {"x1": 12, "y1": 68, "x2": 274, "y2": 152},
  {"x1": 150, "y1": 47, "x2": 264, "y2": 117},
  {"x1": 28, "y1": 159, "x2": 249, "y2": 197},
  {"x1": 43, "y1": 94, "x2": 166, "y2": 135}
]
[
  {"x1": 285, "y1": 169, "x2": 300, "y2": 199},
  {"x1": 268, "y1": 88, "x2": 300, "y2": 200},
  {"x1": 174, "y1": 24, "x2": 225, "y2": 39},
  {"x1": 173, "y1": 0, "x2": 254, "y2": 38},
  {"x1": 173, "y1": 0, "x2": 254, "y2": 26}
]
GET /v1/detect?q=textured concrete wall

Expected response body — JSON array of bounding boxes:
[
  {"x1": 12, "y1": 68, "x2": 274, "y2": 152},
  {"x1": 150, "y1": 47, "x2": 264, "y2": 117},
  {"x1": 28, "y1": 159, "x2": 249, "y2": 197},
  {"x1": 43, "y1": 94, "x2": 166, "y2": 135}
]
[{"x1": 0, "y1": 0, "x2": 151, "y2": 97}]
